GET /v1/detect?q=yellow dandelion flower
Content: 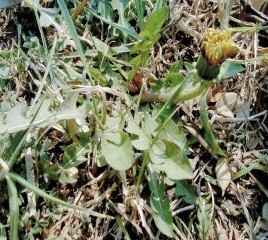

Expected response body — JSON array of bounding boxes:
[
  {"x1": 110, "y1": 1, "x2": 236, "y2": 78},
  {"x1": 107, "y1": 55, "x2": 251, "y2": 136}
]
[{"x1": 201, "y1": 28, "x2": 239, "y2": 65}]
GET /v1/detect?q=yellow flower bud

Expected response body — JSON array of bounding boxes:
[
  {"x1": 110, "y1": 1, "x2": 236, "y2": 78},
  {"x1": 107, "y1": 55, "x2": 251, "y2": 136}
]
[{"x1": 201, "y1": 29, "x2": 239, "y2": 65}]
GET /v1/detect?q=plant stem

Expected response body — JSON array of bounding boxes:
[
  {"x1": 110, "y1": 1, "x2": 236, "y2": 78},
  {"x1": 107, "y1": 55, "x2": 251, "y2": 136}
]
[{"x1": 136, "y1": 151, "x2": 150, "y2": 192}]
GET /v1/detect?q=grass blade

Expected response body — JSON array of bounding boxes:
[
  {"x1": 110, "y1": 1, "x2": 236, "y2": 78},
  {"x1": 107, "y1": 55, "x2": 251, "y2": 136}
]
[
  {"x1": 57, "y1": 0, "x2": 87, "y2": 68},
  {"x1": 0, "y1": 222, "x2": 7, "y2": 240},
  {"x1": 6, "y1": 176, "x2": 19, "y2": 240},
  {"x1": 8, "y1": 172, "x2": 112, "y2": 219},
  {"x1": 88, "y1": 7, "x2": 141, "y2": 40},
  {"x1": 134, "y1": 0, "x2": 145, "y2": 28}
]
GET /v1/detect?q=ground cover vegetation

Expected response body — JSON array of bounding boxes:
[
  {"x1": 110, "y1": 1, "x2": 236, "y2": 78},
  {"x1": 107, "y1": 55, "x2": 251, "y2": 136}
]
[{"x1": 1, "y1": 0, "x2": 268, "y2": 239}]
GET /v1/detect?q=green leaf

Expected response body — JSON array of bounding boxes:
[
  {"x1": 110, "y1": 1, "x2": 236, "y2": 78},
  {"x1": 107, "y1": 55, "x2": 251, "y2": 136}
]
[
  {"x1": 134, "y1": 0, "x2": 145, "y2": 28},
  {"x1": 97, "y1": 0, "x2": 113, "y2": 21},
  {"x1": 140, "y1": 7, "x2": 169, "y2": 39},
  {"x1": 175, "y1": 180, "x2": 197, "y2": 204},
  {"x1": 149, "y1": 173, "x2": 172, "y2": 223},
  {"x1": 149, "y1": 172, "x2": 174, "y2": 237},
  {"x1": 111, "y1": 0, "x2": 132, "y2": 38},
  {"x1": 0, "y1": 96, "x2": 87, "y2": 134},
  {"x1": 158, "y1": 120, "x2": 186, "y2": 149},
  {"x1": 150, "y1": 141, "x2": 193, "y2": 180},
  {"x1": 130, "y1": 7, "x2": 169, "y2": 69},
  {"x1": 102, "y1": 131, "x2": 134, "y2": 171},
  {"x1": 197, "y1": 197, "x2": 213, "y2": 240},
  {"x1": 218, "y1": 61, "x2": 245, "y2": 80},
  {"x1": 151, "y1": 212, "x2": 174, "y2": 238},
  {"x1": 131, "y1": 7, "x2": 169, "y2": 51},
  {"x1": 156, "y1": 71, "x2": 206, "y2": 116},
  {"x1": 163, "y1": 62, "x2": 184, "y2": 87},
  {"x1": 126, "y1": 113, "x2": 158, "y2": 151},
  {"x1": 172, "y1": 72, "x2": 206, "y2": 102},
  {"x1": 7, "y1": 99, "x2": 49, "y2": 169}
]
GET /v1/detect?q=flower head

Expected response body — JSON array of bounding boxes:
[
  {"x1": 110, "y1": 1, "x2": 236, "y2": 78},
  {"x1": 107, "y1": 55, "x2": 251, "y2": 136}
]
[{"x1": 201, "y1": 29, "x2": 239, "y2": 65}]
